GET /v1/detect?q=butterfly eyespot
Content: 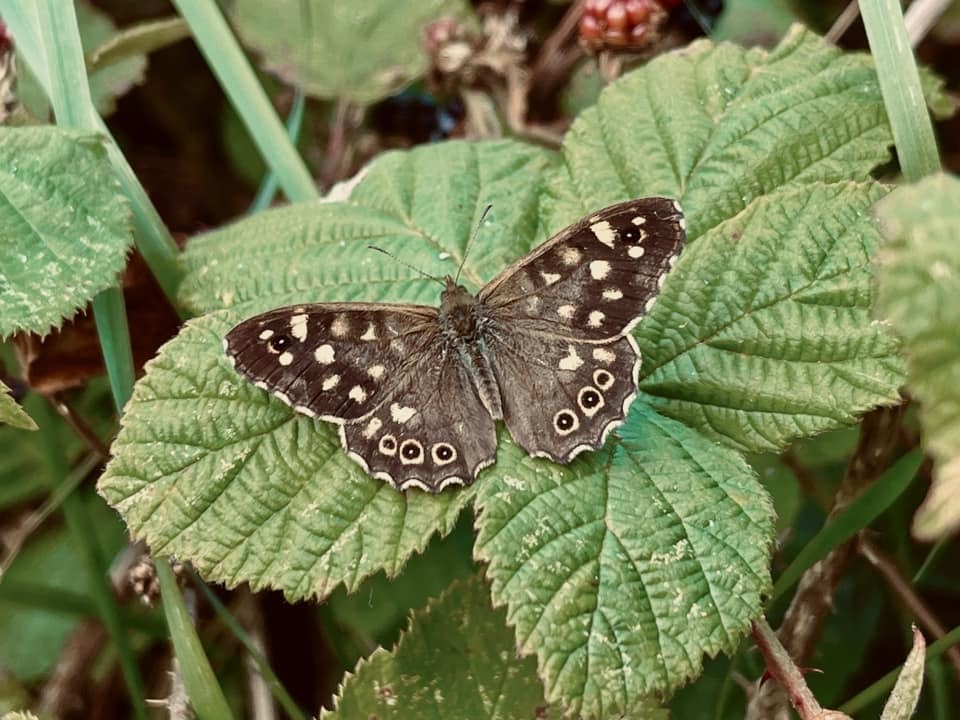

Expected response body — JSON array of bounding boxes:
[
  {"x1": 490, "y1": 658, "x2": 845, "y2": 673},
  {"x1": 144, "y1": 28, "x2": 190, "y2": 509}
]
[
  {"x1": 379, "y1": 435, "x2": 397, "y2": 456},
  {"x1": 266, "y1": 334, "x2": 291, "y2": 354},
  {"x1": 431, "y1": 443, "x2": 457, "y2": 465},
  {"x1": 578, "y1": 387, "x2": 605, "y2": 417},
  {"x1": 400, "y1": 439, "x2": 425, "y2": 464},
  {"x1": 553, "y1": 409, "x2": 580, "y2": 436},
  {"x1": 593, "y1": 369, "x2": 614, "y2": 390}
]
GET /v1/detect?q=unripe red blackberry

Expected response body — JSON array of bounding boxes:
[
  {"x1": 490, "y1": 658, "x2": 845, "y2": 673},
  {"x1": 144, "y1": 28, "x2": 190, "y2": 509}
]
[{"x1": 579, "y1": 0, "x2": 667, "y2": 51}]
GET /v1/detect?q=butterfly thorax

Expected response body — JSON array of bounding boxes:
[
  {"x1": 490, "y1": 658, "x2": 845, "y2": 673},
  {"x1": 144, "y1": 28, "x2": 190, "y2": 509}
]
[{"x1": 438, "y1": 277, "x2": 504, "y2": 420}]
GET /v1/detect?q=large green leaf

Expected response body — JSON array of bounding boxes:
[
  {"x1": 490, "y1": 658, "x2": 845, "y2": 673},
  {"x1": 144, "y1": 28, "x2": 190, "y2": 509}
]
[
  {"x1": 321, "y1": 574, "x2": 558, "y2": 720},
  {"x1": 474, "y1": 404, "x2": 774, "y2": 718},
  {"x1": 544, "y1": 24, "x2": 914, "y2": 242},
  {"x1": 99, "y1": 140, "x2": 557, "y2": 600},
  {"x1": 874, "y1": 173, "x2": 960, "y2": 540},
  {"x1": 544, "y1": 26, "x2": 908, "y2": 453},
  {"x1": 228, "y1": 0, "x2": 472, "y2": 104},
  {"x1": 637, "y1": 181, "x2": 901, "y2": 452},
  {"x1": 0, "y1": 126, "x2": 132, "y2": 338}
]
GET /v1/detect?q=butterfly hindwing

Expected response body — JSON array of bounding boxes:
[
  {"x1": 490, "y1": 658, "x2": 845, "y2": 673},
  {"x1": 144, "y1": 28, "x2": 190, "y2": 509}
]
[
  {"x1": 488, "y1": 332, "x2": 640, "y2": 461},
  {"x1": 479, "y1": 197, "x2": 685, "y2": 338},
  {"x1": 225, "y1": 304, "x2": 436, "y2": 422},
  {"x1": 340, "y1": 358, "x2": 497, "y2": 492}
]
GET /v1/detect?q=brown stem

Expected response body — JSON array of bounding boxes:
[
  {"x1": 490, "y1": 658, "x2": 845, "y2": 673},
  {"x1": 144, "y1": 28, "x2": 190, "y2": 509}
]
[
  {"x1": 47, "y1": 392, "x2": 111, "y2": 460},
  {"x1": 746, "y1": 404, "x2": 906, "y2": 719},
  {"x1": 751, "y1": 617, "x2": 824, "y2": 720},
  {"x1": 857, "y1": 536, "x2": 960, "y2": 680},
  {"x1": 321, "y1": 97, "x2": 353, "y2": 191}
]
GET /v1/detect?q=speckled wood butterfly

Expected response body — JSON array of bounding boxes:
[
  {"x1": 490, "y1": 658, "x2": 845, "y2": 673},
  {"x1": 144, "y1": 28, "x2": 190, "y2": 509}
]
[{"x1": 225, "y1": 198, "x2": 685, "y2": 492}]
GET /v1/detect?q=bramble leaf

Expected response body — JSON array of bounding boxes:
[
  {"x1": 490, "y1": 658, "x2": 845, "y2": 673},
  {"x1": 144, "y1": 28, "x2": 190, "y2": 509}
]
[
  {"x1": 875, "y1": 173, "x2": 960, "y2": 540},
  {"x1": 637, "y1": 181, "x2": 901, "y2": 452},
  {"x1": 474, "y1": 405, "x2": 774, "y2": 718},
  {"x1": 0, "y1": 126, "x2": 131, "y2": 338},
  {"x1": 544, "y1": 25, "x2": 908, "y2": 453},
  {"x1": 322, "y1": 574, "x2": 561, "y2": 720}
]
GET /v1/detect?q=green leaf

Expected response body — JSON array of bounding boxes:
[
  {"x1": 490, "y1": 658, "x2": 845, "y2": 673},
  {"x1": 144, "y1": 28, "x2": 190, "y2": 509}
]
[
  {"x1": 99, "y1": 140, "x2": 556, "y2": 601},
  {"x1": 228, "y1": 0, "x2": 472, "y2": 104},
  {"x1": 874, "y1": 173, "x2": 960, "y2": 540},
  {"x1": 87, "y1": 16, "x2": 191, "y2": 74},
  {"x1": 322, "y1": 574, "x2": 553, "y2": 720},
  {"x1": 474, "y1": 404, "x2": 775, "y2": 718},
  {"x1": 0, "y1": 381, "x2": 36, "y2": 431},
  {"x1": 880, "y1": 627, "x2": 925, "y2": 720},
  {"x1": 636, "y1": 181, "x2": 902, "y2": 452},
  {"x1": 543, "y1": 25, "x2": 915, "y2": 242},
  {"x1": 0, "y1": 126, "x2": 132, "y2": 338}
]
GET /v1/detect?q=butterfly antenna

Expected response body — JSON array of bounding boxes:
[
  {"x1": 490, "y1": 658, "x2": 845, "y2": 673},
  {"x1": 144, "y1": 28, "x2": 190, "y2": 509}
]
[
  {"x1": 367, "y1": 245, "x2": 445, "y2": 286},
  {"x1": 455, "y1": 204, "x2": 493, "y2": 285}
]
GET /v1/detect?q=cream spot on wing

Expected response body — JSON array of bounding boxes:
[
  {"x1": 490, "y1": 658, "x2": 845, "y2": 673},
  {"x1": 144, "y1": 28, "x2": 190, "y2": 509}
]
[
  {"x1": 348, "y1": 385, "x2": 368, "y2": 403},
  {"x1": 290, "y1": 313, "x2": 308, "y2": 341},
  {"x1": 589, "y1": 260, "x2": 611, "y2": 280},
  {"x1": 390, "y1": 403, "x2": 417, "y2": 424},
  {"x1": 632, "y1": 216, "x2": 647, "y2": 226},
  {"x1": 314, "y1": 344, "x2": 335, "y2": 364},
  {"x1": 258, "y1": 329, "x2": 274, "y2": 340},
  {"x1": 273, "y1": 391, "x2": 291, "y2": 405},
  {"x1": 526, "y1": 296, "x2": 541, "y2": 312},
  {"x1": 390, "y1": 339, "x2": 405, "y2": 354},
  {"x1": 560, "y1": 246, "x2": 582, "y2": 265},
  {"x1": 295, "y1": 405, "x2": 316, "y2": 418},
  {"x1": 559, "y1": 346, "x2": 584, "y2": 371},
  {"x1": 645, "y1": 296, "x2": 658, "y2": 312},
  {"x1": 368, "y1": 364, "x2": 386, "y2": 380},
  {"x1": 362, "y1": 417, "x2": 382, "y2": 439},
  {"x1": 322, "y1": 374, "x2": 340, "y2": 391},
  {"x1": 603, "y1": 288, "x2": 623, "y2": 301},
  {"x1": 593, "y1": 347, "x2": 616, "y2": 364},
  {"x1": 588, "y1": 311, "x2": 604, "y2": 327},
  {"x1": 541, "y1": 271, "x2": 561, "y2": 285},
  {"x1": 557, "y1": 304, "x2": 575, "y2": 320},
  {"x1": 628, "y1": 245, "x2": 645, "y2": 259},
  {"x1": 331, "y1": 316, "x2": 349, "y2": 338},
  {"x1": 361, "y1": 323, "x2": 377, "y2": 341},
  {"x1": 590, "y1": 220, "x2": 616, "y2": 248},
  {"x1": 278, "y1": 351, "x2": 294, "y2": 366}
]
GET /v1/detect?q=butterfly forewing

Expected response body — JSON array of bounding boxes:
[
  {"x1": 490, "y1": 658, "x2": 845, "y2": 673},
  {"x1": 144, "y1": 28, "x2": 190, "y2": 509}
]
[
  {"x1": 479, "y1": 198, "x2": 684, "y2": 338},
  {"x1": 225, "y1": 304, "x2": 437, "y2": 422}
]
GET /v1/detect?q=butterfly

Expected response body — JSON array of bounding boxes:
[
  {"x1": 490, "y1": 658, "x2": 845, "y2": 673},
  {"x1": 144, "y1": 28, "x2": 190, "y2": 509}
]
[{"x1": 224, "y1": 198, "x2": 685, "y2": 492}]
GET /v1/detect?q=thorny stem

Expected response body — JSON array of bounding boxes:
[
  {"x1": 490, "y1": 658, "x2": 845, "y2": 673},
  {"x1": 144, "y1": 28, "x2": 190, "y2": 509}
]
[
  {"x1": 746, "y1": 405, "x2": 906, "y2": 720},
  {"x1": 750, "y1": 618, "x2": 830, "y2": 720}
]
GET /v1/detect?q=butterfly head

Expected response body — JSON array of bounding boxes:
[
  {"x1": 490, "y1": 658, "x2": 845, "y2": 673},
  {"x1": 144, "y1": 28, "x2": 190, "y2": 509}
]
[{"x1": 439, "y1": 276, "x2": 481, "y2": 338}]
